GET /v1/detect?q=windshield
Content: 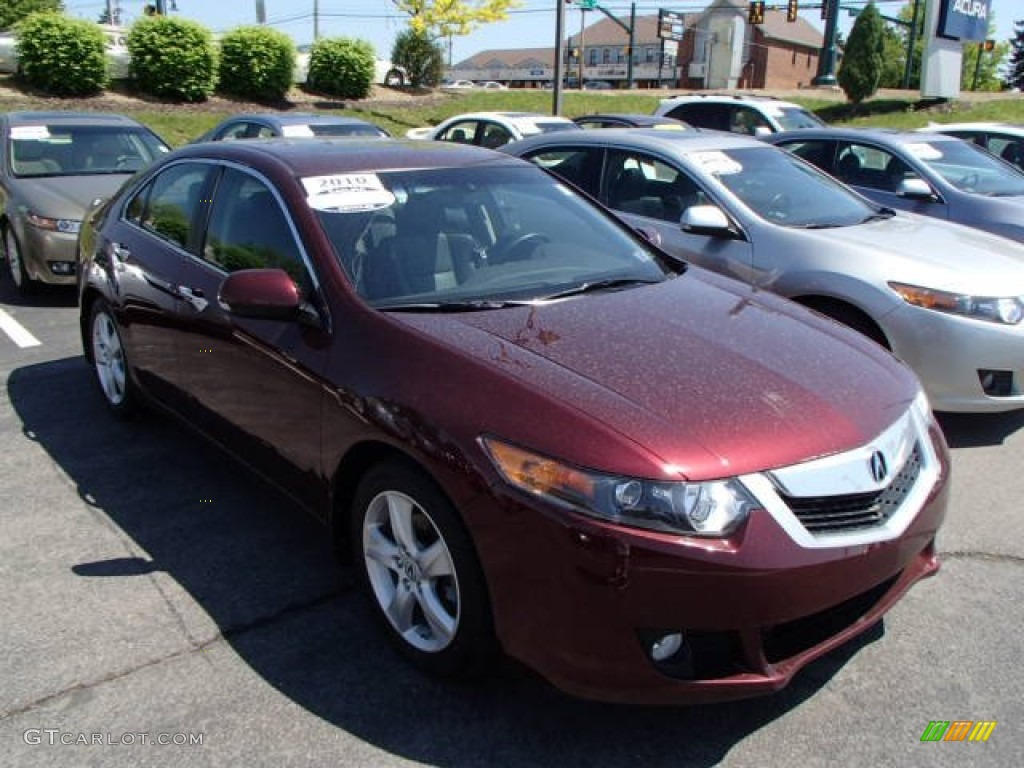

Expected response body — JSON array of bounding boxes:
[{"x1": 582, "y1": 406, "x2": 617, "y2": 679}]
[
  {"x1": 696, "y1": 146, "x2": 878, "y2": 227},
  {"x1": 311, "y1": 165, "x2": 675, "y2": 308},
  {"x1": 774, "y1": 107, "x2": 826, "y2": 131},
  {"x1": 908, "y1": 139, "x2": 1024, "y2": 196},
  {"x1": 8, "y1": 124, "x2": 169, "y2": 178}
]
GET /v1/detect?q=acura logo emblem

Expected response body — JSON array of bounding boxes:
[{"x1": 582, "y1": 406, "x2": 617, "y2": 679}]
[{"x1": 869, "y1": 451, "x2": 888, "y2": 484}]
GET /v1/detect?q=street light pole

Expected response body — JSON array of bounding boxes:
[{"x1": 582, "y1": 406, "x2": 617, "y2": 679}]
[
  {"x1": 812, "y1": 0, "x2": 841, "y2": 86},
  {"x1": 552, "y1": 0, "x2": 565, "y2": 115}
]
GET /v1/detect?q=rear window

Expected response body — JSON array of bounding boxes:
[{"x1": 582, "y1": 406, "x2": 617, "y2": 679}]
[{"x1": 773, "y1": 107, "x2": 826, "y2": 131}]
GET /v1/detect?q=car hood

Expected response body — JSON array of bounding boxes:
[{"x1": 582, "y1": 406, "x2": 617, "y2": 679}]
[
  {"x1": 799, "y1": 212, "x2": 1024, "y2": 295},
  {"x1": 392, "y1": 271, "x2": 918, "y2": 480},
  {"x1": 9, "y1": 175, "x2": 133, "y2": 220}
]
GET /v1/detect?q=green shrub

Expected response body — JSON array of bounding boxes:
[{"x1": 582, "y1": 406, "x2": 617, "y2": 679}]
[
  {"x1": 306, "y1": 37, "x2": 375, "y2": 100},
  {"x1": 127, "y1": 16, "x2": 217, "y2": 102},
  {"x1": 218, "y1": 25, "x2": 295, "y2": 101},
  {"x1": 16, "y1": 13, "x2": 107, "y2": 96},
  {"x1": 392, "y1": 28, "x2": 443, "y2": 89},
  {"x1": 837, "y1": 1, "x2": 885, "y2": 105}
]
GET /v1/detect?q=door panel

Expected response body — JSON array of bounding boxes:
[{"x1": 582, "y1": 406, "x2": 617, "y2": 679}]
[{"x1": 175, "y1": 167, "x2": 329, "y2": 508}]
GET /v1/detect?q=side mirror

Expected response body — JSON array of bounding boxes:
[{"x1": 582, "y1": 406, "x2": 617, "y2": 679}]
[
  {"x1": 753, "y1": 125, "x2": 773, "y2": 138},
  {"x1": 897, "y1": 177, "x2": 936, "y2": 201},
  {"x1": 219, "y1": 268, "x2": 303, "y2": 321},
  {"x1": 680, "y1": 205, "x2": 734, "y2": 237}
]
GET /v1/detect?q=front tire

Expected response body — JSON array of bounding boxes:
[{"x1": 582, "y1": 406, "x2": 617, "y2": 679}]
[
  {"x1": 89, "y1": 300, "x2": 136, "y2": 418},
  {"x1": 352, "y1": 461, "x2": 494, "y2": 677},
  {"x1": 5, "y1": 228, "x2": 35, "y2": 295}
]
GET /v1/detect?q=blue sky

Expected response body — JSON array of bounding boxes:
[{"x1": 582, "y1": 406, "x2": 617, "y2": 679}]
[{"x1": 65, "y1": 1, "x2": 1019, "y2": 64}]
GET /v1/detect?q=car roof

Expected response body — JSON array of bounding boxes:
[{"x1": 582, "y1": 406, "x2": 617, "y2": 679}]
[
  {"x1": 445, "y1": 111, "x2": 574, "y2": 122},
  {"x1": 2, "y1": 111, "x2": 144, "y2": 127},
  {"x1": 167, "y1": 137, "x2": 531, "y2": 176},
  {"x1": 224, "y1": 113, "x2": 379, "y2": 126},
  {"x1": 924, "y1": 121, "x2": 1024, "y2": 133},
  {"x1": 768, "y1": 126, "x2": 966, "y2": 145},
  {"x1": 574, "y1": 114, "x2": 688, "y2": 126},
  {"x1": 505, "y1": 127, "x2": 762, "y2": 155},
  {"x1": 658, "y1": 93, "x2": 805, "y2": 109}
]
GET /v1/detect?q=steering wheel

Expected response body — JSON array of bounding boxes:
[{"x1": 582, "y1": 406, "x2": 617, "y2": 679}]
[
  {"x1": 764, "y1": 192, "x2": 791, "y2": 221},
  {"x1": 486, "y1": 232, "x2": 550, "y2": 263},
  {"x1": 959, "y1": 172, "x2": 980, "y2": 190}
]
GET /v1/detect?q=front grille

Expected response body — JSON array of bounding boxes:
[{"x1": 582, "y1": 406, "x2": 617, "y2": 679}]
[{"x1": 778, "y1": 443, "x2": 922, "y2": 534}]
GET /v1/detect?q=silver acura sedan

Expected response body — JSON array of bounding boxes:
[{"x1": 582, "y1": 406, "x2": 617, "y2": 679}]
[
  {"x1": 764, "y1": 127, "x2": 1024, "y2": 244},
  {"x1": 503, "y1": 129, "x2": 1024, "y2": 413}
]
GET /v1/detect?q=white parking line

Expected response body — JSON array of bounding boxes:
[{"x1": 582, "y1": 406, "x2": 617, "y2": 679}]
[{"x1": 0, "y1": 308, "x2": 41, "y2": 348}]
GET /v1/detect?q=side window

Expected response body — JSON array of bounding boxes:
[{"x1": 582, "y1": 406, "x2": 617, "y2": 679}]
[
  {"x1": 729, "y1": 107, "x2": 771, "y2": 136},
  {"x1": 204, "y1": 168, "x2": 310, "y2": 292},
  {"x1": 605, "y1": 150, "x2": 704, "y2": 222},
  {"x1": 837, "y1": 142, "x2": 919, "y2": 192},
  {"x1": 524, "y1": 148, "x2": 602, "y2": 194},
  {"x1": 255, "y1": 125, "x2": 277, "y2": 138},
  {"x1": 668, "y1": 103, "x2": 729, "y2": 132},
  {"x1": 480, "y1": 122, "x2": 513, "y2": 148},
  {"x1": 781, "y1": 140, "x2": 833, "y2": 173},
  {"x1": 986, "y1": 136, "x2": 1024, "y2": 169},
  {"x1": 130, "y1": 162, "x2": 211, "y2": 250},
  {"x1": 439, "y1": 121, "x2": 477, "y2": 144},
  {"x1": 217, "y1": 123, "x2": 251, "y2": 141}
]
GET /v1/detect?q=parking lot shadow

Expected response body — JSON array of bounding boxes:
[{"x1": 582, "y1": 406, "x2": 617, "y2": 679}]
[
  {"x1": 936, "y1": 409, "x2": 1024, "y2": 448},
  {"x1": 9, "y1": 356, "x2": 882, "y2": 768}
]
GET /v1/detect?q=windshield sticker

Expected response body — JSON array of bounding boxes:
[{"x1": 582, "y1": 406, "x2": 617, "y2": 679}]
[
  {"x1": 905, "y1": 143, "x2": 943, "y2": 160},
  {"x1": 11, "y1": 126, "x2": 51, "y2": 140},
  {"x1": 281, "y1": 124, "x2": 315, "y2": 138},
  {"x1": 689, "y1": 151, "x2": 743, "y2": 176},
  {"x1": 303, "y1": 173, "x2": 396, "y2": 213}
]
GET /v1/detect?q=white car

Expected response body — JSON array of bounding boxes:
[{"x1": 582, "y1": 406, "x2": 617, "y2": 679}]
[
  {"x1": 441, "y1": 79, "x2": 476, "y2": 91},
  {"x1": 919, "y1": 121, "x2": 1024, "y2": 172},
  {"x1": 0, "y1": 24, "x2": 129, "y2": 78},
  {"x1": 479, "y1": 81, "x2": 507, "y2": 90},
  {"x1": 293, "y1": 48, "x2": 405, "y2": 87},
  {"x1": 405, "y1": 111, "x2": 580, "y2": 149},
  {"x1": 655, "y1": 93, "x2": 825, "y2": 136}
]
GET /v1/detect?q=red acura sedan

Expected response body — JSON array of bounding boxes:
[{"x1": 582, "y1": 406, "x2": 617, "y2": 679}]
[{"x1": 77, "y1": 138, "x2": 948, "y2": 704}]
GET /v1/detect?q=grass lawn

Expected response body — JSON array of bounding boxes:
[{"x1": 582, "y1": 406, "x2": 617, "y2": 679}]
[{"x1": 2, "y1": 79, "x2": 1023, "y2": 146}]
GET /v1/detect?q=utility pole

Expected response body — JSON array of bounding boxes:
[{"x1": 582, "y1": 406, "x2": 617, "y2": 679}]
[
  {"x1": 579, "y1": 8, "x2": 586, "y2": 89},
  {"x1": 626, "y1": 2, "x2": 635, "y2": 89},
  {"x1": 314, "y1": 0, "x2": 320, "y2": 41},
  {"x1": 552, "y1": 0, "x2": 566, "y2": 115},
  {"x1": 812, "y1": 0, "x2": 840, "y2": 86},
  {"x1": 902, "y1": 0, "x2": 921, "y2": 89}
]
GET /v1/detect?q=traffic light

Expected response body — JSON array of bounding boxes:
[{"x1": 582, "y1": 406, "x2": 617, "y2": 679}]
[
  {"x1": 983, "y1": 39, "x2": 995, "y2": 52},
  {"x1": 748, "y1": 1, "x2": 765, "y2": 25},
  {"x1": 787, "y1": 0, "x2": 799, "y2": 23}
]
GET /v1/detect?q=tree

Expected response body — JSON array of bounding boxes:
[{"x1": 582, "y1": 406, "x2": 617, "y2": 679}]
[
  {"x1": 392, "y1": 28, "x2": 443, "y2": 88},
  {"x1": 838, "y1": 1, "x2": 884, "y2": 104},
  {"x1": 1008, "y1": 20, "x2": 1024, "y2": 90},
  {"x1": 393, "y1": 0, "x2": 519, "y2": 39},
  {"x1": 962, "y1": 39, "x2": 1009, "y2": 91},
  {"x1": 1, "y1": 0, "x2": 62, "y2": 30}
]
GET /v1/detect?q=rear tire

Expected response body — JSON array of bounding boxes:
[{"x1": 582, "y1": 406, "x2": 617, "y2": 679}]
[{"x1": 351, "y1": 461, "x2": 494, "y2": 677}]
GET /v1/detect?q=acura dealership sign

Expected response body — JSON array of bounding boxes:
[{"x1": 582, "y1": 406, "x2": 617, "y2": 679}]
[{"x1": 937, "y1": 0, "x2": 992, "y2": 42}]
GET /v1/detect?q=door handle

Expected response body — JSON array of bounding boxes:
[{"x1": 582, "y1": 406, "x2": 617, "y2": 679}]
[{"x1": 179, "y1": 286, "x2": 208, "y2": 312}]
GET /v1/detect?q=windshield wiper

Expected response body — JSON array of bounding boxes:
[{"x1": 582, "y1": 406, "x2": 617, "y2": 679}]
[
  {"x1": 859, "y1": 207, "x2": 896, "y2": 224},
  {"x1": 536, "y1": 277, "x2": 662, "y2": 302}
]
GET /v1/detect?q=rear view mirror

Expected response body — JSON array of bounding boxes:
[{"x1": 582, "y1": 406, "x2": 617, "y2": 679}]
[
  {"x1": 218, "y1": 268, "x2": 302, "y2": 321},
  {"x1": 681, "y1": 205, "x2": 734, "y2": 237},
  {"x1": 897, "y1": 177, "x2": 935, "y2": 201}
]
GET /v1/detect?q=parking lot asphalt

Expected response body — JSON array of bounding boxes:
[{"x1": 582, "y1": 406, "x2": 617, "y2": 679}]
[{"x1": 0, "y1": 281, "x2": 1021, "y2": 767}]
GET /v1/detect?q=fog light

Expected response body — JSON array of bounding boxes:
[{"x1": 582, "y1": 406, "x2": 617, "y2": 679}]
[
  {"x1": 978, "y1": 369, "x2": 1015, "y2": 397},
  {"x1": 650, "y1": 632, "x2": 684, "y2": 662},
  {"x1": 48, "y1": 261, "x2": 75, "y2": 275}
]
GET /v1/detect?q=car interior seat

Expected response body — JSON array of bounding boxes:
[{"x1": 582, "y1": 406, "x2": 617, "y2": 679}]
[
  {"x1": 836, "y1": 151, "x2": 863, "y2": 185},
  {"x1": 1001, "y1": 142, "x2": 1024, "y2": 170}
]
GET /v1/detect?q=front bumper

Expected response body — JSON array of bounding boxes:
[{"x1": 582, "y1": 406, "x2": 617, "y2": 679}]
[
  {"x1": 18, "y1": 224, "x2": 78, "y2": 285},
  {"x1": 886, "y1": 302, "x2": 1024, "y2": 413},
  {"x1": 469, "y1": 425, "x2": 949, "y2": 705}
]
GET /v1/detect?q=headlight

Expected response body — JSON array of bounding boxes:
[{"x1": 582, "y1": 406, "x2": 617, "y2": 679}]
[
  {"x1": 889, "y1": 281, "x2": 1024, "y2": 325},
  {"x1": 26, "y1": 212, "x2": 81, "y2": 234},
  {"x1": 481, "y1": 437, "x2": 755, "y2": 536}
]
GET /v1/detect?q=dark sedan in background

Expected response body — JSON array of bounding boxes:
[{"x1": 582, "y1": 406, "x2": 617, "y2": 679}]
[
  {"x1": 194, "y1": 112, "x2": 390, "y2": 142},
  {"x1": 1, "y1": 111, "x2": 169, "y2": 293},
  {"x1": 77, "y1": 138, "x2": 946, "y2": 705},
  {"x1": 765, "y1": 127, "x2": 1024, "y2": 243}
]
